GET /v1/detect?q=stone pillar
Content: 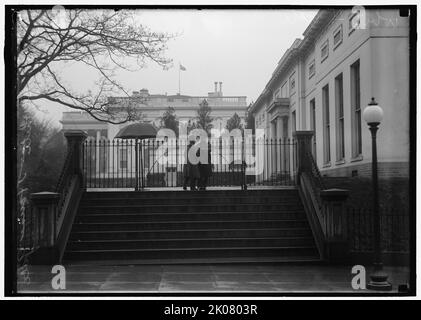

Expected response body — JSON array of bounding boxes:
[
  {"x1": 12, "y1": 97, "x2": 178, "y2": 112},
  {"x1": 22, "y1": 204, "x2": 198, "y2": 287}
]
[
  {"x1": 270, "y1": 121, "x2": 276, "y2": 140},
  {"x1": 293, "y1": 131, "x2": 314, "y2": 179},
  {"x1": 29, "y1": 192, "x2": 60, "y2": 264},
  {"x1": 64, "y1": 130, "x2": 88, "y2": 183},
  {"x1": 276, "y1": 117, "x2": 283, "y2": 139},
  {"x1": 320, "y1": 188, "x2": 349, "y2": 264},
  {"x1": 266, "y1": 121, "x2": 273, "y2": 178},
  {"x1": 277, "y1": 117, "x2": 284, "y2": 172}
]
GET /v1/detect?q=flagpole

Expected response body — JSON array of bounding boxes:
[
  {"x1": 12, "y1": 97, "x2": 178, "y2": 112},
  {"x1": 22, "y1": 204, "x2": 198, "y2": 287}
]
[{"x1": 178, "y1": 63, "x2": 181, "y2": 95}]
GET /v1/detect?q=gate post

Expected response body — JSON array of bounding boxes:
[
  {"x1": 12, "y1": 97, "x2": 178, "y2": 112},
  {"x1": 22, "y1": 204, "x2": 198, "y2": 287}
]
[
  {"x1": 64, "y1": 130, "x2": 88, "y2": 186},
  {"x1": 28, "y1": 192, "x2": 60, "y2": 264}
]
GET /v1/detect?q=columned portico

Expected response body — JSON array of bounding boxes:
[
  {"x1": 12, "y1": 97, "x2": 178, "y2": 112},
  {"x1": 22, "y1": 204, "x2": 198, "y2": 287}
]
[
  {"x1": 267, "y1": 98, "x2": 290, "y2": 136},
  {"x1": 276, "y1": 117, "x2": 283, "y2": 140},
  {"x1": 266, "y1": 98, "x2": 290, "y2": 178}
]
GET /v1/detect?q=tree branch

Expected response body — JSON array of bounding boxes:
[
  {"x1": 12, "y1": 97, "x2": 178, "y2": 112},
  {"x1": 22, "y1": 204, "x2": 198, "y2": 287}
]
[{"x1": 17, "y1": 9, "x2": 174, "y2": 124}]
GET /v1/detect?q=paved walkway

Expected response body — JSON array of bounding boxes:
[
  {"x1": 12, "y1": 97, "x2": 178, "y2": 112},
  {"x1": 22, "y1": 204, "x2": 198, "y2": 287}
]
[{"x1": 17, "y1": 264, "x2": 409, "y2": 293}]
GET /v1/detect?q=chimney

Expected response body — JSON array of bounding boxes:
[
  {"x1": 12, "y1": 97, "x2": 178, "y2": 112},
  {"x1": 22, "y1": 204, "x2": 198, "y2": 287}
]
[
  {"x1": 219, "y1": 82, "x2": 223, "y2": 94},
  {"x1": 214, "y1": 82, "x2": 218, "y2": 93}
]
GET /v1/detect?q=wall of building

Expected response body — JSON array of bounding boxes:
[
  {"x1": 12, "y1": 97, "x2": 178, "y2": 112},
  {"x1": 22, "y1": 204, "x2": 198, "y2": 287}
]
[
  {"x1": 309, "y1": 9, "x2": 410, "y2": 176},
  {"x1": 251, "y1": 8, "x2": 410, "y2": 179},
  {"x1": 307, "y1": 9, "x2": 374, "y2": 174}
]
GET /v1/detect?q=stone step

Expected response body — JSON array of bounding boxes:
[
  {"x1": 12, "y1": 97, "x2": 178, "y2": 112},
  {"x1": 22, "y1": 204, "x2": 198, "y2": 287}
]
[
  {"x1": 83, "y1": 189, "x2": 298, "y2": 199},
  {"x1": 64, "y1": 189, "x2": 320, "y2": 263},
  {"x1": 75, "y1": 211, "x2": 307, "y2": 223},
  {"x1": 80, "y1": 196, "x2": 303, "y2": 206},
  {"x1": 63, "y1": 256, "x2": 323, "y2": 266},
  {"x1": 78, "y1": 203, "x2": 304, "y2": 214},
  {"x1": 71, "y1": 219, "x2": 310, "y2": 232},
  {"x1": 64, "y1": 246, "x2": 319, "y2": 261},
  {"x1": 67, "y1": 236, "x2": 316, "y2": 250},
  {"x1": 69, "y1": 227, "x2": 313, "y2": 241}
]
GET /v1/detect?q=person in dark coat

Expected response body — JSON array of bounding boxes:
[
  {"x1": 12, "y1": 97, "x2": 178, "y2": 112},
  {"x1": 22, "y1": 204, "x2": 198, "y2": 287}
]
[
  {"x1": 198, "y1": 142, "x2": 212, "y2": 191},
  {"x1": 183, "y1": 140, "x2": 200, "y2": 190}
]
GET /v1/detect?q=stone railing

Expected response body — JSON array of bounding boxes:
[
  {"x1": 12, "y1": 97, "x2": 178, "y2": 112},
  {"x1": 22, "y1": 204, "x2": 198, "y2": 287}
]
[
  {"x1": 294, "y1": 131, "x2": 349, "y2": 263},
  {"x1": 28, "y1": 130, "x2": 87, "y2": 264}
]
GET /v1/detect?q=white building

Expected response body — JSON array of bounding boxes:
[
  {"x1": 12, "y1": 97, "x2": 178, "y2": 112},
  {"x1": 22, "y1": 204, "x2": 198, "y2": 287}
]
[
  {"x1": 61, "y1": 82, "x2": 248, "y2": 140},
  {"x1": 249, "y1": 8, "x2": 410, "y2": 178}
]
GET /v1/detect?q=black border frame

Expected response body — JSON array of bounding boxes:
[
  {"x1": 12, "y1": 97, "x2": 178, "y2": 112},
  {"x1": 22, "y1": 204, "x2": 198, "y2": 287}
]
[{"x1": 4, "y1": 4, "x2": 417, "y2": 298}]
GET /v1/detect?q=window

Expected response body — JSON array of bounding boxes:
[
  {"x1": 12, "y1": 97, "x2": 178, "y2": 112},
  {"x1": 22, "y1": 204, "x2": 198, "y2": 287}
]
[
  {"x1": 349, "y1": 10, "x2": 361, "y2": 34},
  {"x1": 333, "y1": 25, "x2": 343, "y2": 49},
  {"x1": 281, "y1": 81, "x2": 288, "y2": 98},
  {"x1": 322, "y1": 85, "x2": 331, "y2": 164},
  {"x1": 310, "y1": 99, "x2": 316, "y2": 159},
  {"x1": 167, "y1": 98, "x2": 174, "y2": 102},
  {"x1": 335, "y1": 73, "x2": 345, "y2": 161},
  {"x1": 321, "y1": 40, "x2": 329, "y2": 62},
  {"x1": 308, "y1": 59, "x2": 316, "y2": 79},
  {"x1": 119, "y1": 148, "x2": 128, "y2": 169},
  {"x1": 290, "y1": 78, "x2": 295, "y2": 91},
  {"x1": 292, "y1": 111, "x2": 296, "y2": 133},
  {"x1": 350, "y1": 60, "x2": 362, "y2": 157},
  {"x1": 290, "y1": 73, "x2": 296, "y2": 94},
  {"x1": 274, "y1": 88, "x2": 280, "y2": 100}
]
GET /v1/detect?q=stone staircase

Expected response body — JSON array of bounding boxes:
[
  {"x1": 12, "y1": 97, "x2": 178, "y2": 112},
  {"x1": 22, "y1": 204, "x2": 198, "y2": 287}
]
[{"x1": 63, "y1": 189, "x2": 320, "y2": 264}]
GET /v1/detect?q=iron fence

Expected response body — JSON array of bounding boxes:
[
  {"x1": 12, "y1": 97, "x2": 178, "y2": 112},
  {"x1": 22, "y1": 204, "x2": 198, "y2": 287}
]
[
  {"x1": 82, "y1": 137, "x2": 297, "y2": 189},
  {"x1": 346, "y1": 206, "x2": 409, "y2": 253},
  {"x1": 17, "y1": 202, "x2": 38, "y2": 264}
]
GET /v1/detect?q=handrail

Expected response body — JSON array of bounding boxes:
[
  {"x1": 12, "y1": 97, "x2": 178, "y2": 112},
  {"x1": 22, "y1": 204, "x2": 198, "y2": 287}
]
[
  {"x1": 55, "y1": 147, "x2": 74, "y2": 223},
  {"x1": 304, "y1": 149, "x2": 325, "y2": 210},
  {"x1": 295, "y1": 132, "x2": 351, "y2": 262},
  {"x1": 53, "y1": 136, "x2": 85, "y2": 262},
  {"x1": 298, "y1": 173, "x2": 326, "y2": 259},
  {"x1": 24, "y1": 131, "x2": 87, "y2": 264},
  {"x1": 296, "y1": 148, "x2": 327, "y2": 259},
  {"x1": 307, "y1": 149, "x2": 325, "y2": 189},
  {"x1": 55, "y1": 175, "x2": 83, "y2": 262}
]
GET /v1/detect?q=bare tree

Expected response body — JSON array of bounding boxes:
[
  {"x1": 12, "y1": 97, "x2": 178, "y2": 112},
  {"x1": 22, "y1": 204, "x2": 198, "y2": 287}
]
[
  {"x1": 195, "y1": 99, "x2": 213, "y2": 134},
  {"x1": 17, "y1": 8, "x2": 174, "y2": 124},
  {"x1": 160, "y1": 107, "x2": 179, "y2": 136}
]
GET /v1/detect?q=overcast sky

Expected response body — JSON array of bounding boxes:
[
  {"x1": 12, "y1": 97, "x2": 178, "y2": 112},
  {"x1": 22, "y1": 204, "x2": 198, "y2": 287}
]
[{"x1": 32, "y1": 9, "x2": 318, "y2": 126}]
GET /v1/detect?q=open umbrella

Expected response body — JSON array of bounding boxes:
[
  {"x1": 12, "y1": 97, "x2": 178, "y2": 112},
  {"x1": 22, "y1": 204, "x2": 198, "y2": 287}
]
[{"x1": 115, "y1": 123, "x2": 157, "y2": 190}]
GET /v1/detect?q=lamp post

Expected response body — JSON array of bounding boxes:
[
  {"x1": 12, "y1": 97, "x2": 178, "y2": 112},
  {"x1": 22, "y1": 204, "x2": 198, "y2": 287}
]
[{"x1": 363, "y1": 97, "x2": 392, "y2": 291}]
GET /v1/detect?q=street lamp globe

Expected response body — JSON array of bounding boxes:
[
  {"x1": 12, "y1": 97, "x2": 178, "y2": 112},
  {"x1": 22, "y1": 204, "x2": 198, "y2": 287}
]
[{"x1": 363, "y1": 98, "x2": 383, "y2": 125}]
